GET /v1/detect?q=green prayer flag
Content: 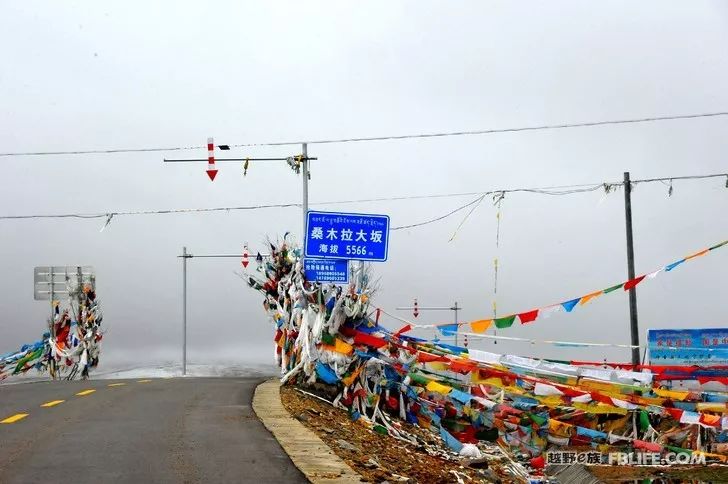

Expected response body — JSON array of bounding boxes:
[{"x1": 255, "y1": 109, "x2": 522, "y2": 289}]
[
  {"x1": 321, "y1": 332, "x2": 335, "y2": 346},
  {"x1": 373, "y1": 424, "x2": 388, "y2": 435},
  {"x1": 666, "y1": 445, "x2": 692, "y2": 455},
  {"x1": 494, "y1": 315, "x2": 516, "y2": 328},
  {"x1": 408, "y1": 373, "x2": 430, "y2": 386},
  {"x1": 13, "y1": 347, "x2": 43, "y2": 374},
  {"x1": 639, "y1": 410, "x2": 650, "y2": 432},
  {"x1": 528, "y1": 413, "x2": 547, "y2": 426},
  {"x1": 603, "y1": 283, "x2": 624, "y2": 294}
]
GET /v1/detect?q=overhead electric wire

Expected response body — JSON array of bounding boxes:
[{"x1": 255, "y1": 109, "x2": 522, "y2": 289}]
[
  {"x1": 0, "y1": 172, "x2": 724, "y2": 223},
  {"x1": 391, "y1": 195, "x2": 486, "y2": 230},
  {"x1": 1, "y1": 111, "x2": 727, "y2": 157}
]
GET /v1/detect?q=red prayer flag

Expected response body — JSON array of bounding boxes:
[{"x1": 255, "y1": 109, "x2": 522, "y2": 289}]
[
  {"x1": 417, "y1": 351, "x2": 450, "y2": 363},
  {"x1": 518, "y1": 309, "x2": 539, "y2": 324},
  {"x1": 623, "y1": 275, "x2": 646, "y2": 291},
  {"x1": 353, "y1": 332, "x2": 388, "y2": 348},
  {"x1": 666, "y1": 408, "x2": 684, "y2": 420},
  {"x1": 448, "y1": 360, "x2": 478, "y2": 374},
  {"x1": 394, "y1": 324, "x2": 413, "y2": 336}
]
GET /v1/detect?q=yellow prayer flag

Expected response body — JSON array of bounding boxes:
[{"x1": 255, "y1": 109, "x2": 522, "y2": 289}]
[
  {"x1": 654, "y1": 388, "x2": 690, "y2": 401},
  {"x1": 470, "y1": 319, "x2": 493, "y2": 333},
  {"x1": 696, "y1": 402, "x2": 728, "y2": 413},
  {"x1": 426, "y1": 380, "x2": 453, "y2": 395},
  {"x1": 548, "y1": 419, "x2": 573, "y2": 437},
  {"x1": 474, "y1": 376, "x2": 504, "y2": 387},
  {"x1": 573, "y1": 402, "x2": 629, "y2": 415},
  {"x1": 335, "y1": 338, "x2": 354, "y2": 355},
  {"x1": 579, "y1": 291, "x2": 603, "y2": 306},
  {"x1": 426, "y1": 362, "x2": 450, "y2": 372},
  {"x1": 685, "y1": 249, "x2": 709, "y2": 261},
  {"x1": 342, "y1": 365, "x2": 363, "y2": 386},
  {"x1": 537, "y1": 396, "x2": 566, "y2": 408}
]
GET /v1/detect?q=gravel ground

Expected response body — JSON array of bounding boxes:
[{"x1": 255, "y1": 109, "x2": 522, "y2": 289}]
[
  {"x1": 589, "y1": 463, "x2": 728, "y2": 482},
  {"x1": 280, "y1": 385, "x2": 523, "y2": 483}
]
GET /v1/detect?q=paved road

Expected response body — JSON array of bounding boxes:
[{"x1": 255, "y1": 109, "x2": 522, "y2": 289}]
[{"x1": 0, "y1": 377, "x2": 307, "y2": 483}]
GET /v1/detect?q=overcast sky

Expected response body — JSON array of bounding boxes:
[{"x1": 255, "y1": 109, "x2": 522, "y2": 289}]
[{"x1": 1, "y1": 1, "x2": 726, "y2": 371}]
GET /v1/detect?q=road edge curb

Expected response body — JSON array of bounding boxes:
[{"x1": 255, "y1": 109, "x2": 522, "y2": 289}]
[{"x1": 252, "y1": 378, "x2": 362, "y2": 483}]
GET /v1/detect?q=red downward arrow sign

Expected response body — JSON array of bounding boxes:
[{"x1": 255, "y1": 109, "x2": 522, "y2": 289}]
[{"x1": 206, "y1": 169, "x2": 218, "y2": 181}]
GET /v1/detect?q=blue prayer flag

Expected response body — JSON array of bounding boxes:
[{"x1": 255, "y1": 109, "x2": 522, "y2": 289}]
[{"x1": 561, "y1": 298, "x2": 580, "y2": 312}]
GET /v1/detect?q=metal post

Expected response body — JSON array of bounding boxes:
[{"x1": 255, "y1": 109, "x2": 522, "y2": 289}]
[
  {"x1": 182, "y1": 246, "x2": 188, "y2": 376},
  {"x1": 302, "y1": 143, "x2": 309, "y2": 258},
  {"x1": 623, "y1": 172, "x2": 640, "y2": 366},
  {"x1": 49, "y1": 269, "x2": 55, "y2": 332},
  {"x1": 357, "y1": 261, "x2": 365, "y2": 292},
  {"x1": 77, "y1": 266, "x2": 83, "y2": 324},
  {"x1": 453, "y1": 302, "x2": 459, "y2": 346}
]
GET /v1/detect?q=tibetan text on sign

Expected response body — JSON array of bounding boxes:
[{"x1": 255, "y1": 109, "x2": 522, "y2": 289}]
[{"x1": 305, "y1": 211, "x2": 390, "y2": 262}]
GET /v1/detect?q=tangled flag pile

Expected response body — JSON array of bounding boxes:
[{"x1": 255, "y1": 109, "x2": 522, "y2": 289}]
[
  {"x1": 0, "y1": 285, "x2": 103, "y2": 381},
  {"x1": 246, "y1": 236, "x2": 728, "y2": 473}
]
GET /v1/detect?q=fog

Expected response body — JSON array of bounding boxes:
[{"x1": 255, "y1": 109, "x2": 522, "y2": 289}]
[{"x1": 1, "y1": 1, "x2": 726, "y2": 371}]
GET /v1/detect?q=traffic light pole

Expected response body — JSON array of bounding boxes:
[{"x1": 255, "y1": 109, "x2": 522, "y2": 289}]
[
  {"x1": 178, "y1": 250, "x2": 271, "y2": 376},
  {"x1": 396, "y1": 302, "x2": 462, "y2": 346}
]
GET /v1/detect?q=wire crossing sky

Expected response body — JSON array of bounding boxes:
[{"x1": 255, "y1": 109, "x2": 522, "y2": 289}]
[
  {"x1": 1, "y1": 173, "x2": 724, "y2": 224},
  {"x1": 1, "y1": 110, "x2": 727, "y2": 157}
]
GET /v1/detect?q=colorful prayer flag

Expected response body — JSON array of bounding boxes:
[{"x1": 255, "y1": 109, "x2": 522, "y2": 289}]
[
  {"x1": 561, "y1": 298, "x2": 580, "y2": 312},
  {"x1": 494, "y1": 315, "x2": 516, "y2": 328},
  {"x1": 623, "y1": 275, "x2": 646, "y2": 290},
  {"x1": 470, "y1": 319, "x2": 492, "y2": 333},
  {"x1": 518, "y1": 310, "x2": 539, "y2": 324}
]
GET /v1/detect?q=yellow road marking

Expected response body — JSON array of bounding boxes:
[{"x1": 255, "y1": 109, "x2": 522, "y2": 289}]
[
  {"x1": 40, "y1": 400, "x2": 65, "y2": 408},
  {"x1": 137, "y1": 379, "x2": 152, "y2": 383},
  {"x1": 76, "y1": 389, "x2": 96, "y2": 396},
  {"x1": 1, "y1": 413, "x2": 29, "y2": 424},
  {"x1": 108, "y1": 383, "x2": 126, "y2": 387}
]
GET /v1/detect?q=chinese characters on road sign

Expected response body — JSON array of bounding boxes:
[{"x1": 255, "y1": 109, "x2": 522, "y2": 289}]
[{"x1": 305, "y1": 211, "x2": 390, "y2": 262}]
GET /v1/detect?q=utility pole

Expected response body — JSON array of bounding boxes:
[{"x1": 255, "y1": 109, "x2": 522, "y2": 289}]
[
  {"x1": 182, "y1": 246, "x2": 188, "y2": 376},
  {"x1": 623, "y1": 172, "x2": 640, "y2": 366},
  {"x1": 164, "y1": 144, "x2": 315, "y2": 249},
  {"x1": 453, "y1": 301, "x2": 460, "y2": 347},
  {"x1": 302, "y1": 143, "x2": 309, "y2": 258},
  {"x1": 169, "y1": 143, "x2": 313, "y2": 373}
]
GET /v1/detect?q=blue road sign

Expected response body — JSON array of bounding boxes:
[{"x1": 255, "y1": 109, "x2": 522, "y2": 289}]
[
  {"x1": 648, "y1": 328, "x2": 728, "y2": 366},
  {"x1": 304, "y1": 258, "x2": 349, "y2": 283},
  {"x1": 305, "y1": 211, "x2": 390, "y2": 262}
]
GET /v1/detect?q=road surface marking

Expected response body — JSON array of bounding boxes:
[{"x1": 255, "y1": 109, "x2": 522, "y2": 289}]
[
  {"x1": 137, "y1": 379, "x2": 152, "y2": 383},
  {"x1": 40, "y1": 400, "x2": 65, "y2": 408},
  {"x1": 1, "y1": 413, "x2": 29, "y2": 424},
  {"x1": 108, "y1": 383, "x2": 126, "y2": 387},
  {"x1": 76, "y1": 389, "x2": 96, "y2": 396}
]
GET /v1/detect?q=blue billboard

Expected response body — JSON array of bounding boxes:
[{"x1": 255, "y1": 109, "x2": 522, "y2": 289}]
[
  {"x1": 304, "y1": 259, "x2": 349, "y2": 283},
  {"x1": 305, "y1": 211, "x2": 390, "y2": 262},
  {"x1": 648, "y1": 328, "x2": 728, "y2": 366}
]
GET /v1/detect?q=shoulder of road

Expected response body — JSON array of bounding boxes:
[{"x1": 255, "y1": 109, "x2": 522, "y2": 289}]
[{"x1": 253, "y1": 378, "x2": 362, "y2": 483}]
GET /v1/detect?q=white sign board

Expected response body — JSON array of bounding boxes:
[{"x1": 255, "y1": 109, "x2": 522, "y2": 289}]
[{"x1": 34, "y1": 266, "x2": 95, "y2": 301}]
